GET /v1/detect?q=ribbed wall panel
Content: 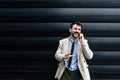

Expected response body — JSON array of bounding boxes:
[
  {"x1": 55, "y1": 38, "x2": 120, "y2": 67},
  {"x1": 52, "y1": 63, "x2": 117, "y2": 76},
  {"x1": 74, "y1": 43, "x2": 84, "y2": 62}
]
[
  {"x1": 0, "y1": 0, "x2": 120, "y2": 8},
  {"x1": 0, "y1": 23, "x2": 120, "y2": 37},
  {"x1": 0, "y1": 0, "x2": 120, "y2": 80},
  {"x1": 0, "y1": 8, "x2": 120, "y2": 22}
]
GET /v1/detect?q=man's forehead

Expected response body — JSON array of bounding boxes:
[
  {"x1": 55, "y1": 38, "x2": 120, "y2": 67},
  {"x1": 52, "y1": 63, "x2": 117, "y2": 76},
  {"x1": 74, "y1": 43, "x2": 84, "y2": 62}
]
[{"x1": 72, "y1": 24, "x2": 81, "y2": 28}]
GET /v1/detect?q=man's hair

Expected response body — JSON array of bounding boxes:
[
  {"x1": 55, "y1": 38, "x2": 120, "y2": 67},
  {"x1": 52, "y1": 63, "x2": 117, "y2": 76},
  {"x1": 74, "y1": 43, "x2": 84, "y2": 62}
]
[{"x1": 70, "y1": 21, "x2": 82, "y2": 29}]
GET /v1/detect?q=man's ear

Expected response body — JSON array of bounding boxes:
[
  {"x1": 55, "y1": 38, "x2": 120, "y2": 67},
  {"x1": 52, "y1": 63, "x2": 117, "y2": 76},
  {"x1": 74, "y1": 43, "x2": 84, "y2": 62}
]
[{"x1": 69, "y1": 28, "x2": 71, "y2": 33}]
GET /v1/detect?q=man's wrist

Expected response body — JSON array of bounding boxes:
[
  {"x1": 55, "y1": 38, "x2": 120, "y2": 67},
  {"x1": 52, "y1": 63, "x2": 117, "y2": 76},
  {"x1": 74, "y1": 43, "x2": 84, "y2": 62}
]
[{"x1": 81, "y1": 39, "x2": 88, "y2": 47}]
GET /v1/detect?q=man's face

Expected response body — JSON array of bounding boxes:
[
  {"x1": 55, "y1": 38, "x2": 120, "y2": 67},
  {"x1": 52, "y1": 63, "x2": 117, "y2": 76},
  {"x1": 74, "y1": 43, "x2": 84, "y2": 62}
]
[{"x1": 69, "y1": 24, "x2": 81, "y2": 38}]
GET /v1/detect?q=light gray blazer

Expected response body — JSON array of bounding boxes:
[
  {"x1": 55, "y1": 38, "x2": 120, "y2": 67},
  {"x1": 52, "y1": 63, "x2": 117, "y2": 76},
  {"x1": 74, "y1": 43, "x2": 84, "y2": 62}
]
[{"x1": 54, "y1": 38, "x2": 93, "y2": 80}]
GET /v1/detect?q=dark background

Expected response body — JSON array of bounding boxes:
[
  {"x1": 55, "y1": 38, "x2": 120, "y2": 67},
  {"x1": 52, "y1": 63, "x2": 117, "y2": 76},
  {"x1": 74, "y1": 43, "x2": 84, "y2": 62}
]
[{"x1": 0, "y1": 0, "x2": 120, "y2": 80}]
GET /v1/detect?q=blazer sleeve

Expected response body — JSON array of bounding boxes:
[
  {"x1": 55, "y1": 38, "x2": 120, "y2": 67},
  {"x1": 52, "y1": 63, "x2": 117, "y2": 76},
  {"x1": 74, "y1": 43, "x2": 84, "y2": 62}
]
[
  {"x1": 55, "y1": 40, "x2": 64, "y2": 61},
  {"x1": 81, "y1": 39, "x2": 93, "y2": 59}
]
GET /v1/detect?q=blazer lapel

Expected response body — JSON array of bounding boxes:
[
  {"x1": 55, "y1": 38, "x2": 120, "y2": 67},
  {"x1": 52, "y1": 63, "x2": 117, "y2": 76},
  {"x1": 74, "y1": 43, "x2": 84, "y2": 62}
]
[
  {"x1": 63, "y1": 38, "x2": 69, "y2": 64},
  {"x1": 63, "y1": 38, "x2": 69, "y2": 54}
]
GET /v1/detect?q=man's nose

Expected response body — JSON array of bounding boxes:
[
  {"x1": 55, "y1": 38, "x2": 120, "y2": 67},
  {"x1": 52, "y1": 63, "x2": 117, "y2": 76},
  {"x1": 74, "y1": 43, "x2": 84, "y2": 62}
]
[{"x1": 76, "y1": 29, "x2": 80, "y2": 32}]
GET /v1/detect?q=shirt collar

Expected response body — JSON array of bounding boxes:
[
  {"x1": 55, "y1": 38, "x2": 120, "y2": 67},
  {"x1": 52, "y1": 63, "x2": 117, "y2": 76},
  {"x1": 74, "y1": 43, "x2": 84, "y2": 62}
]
[{"x1": 69, "y1": 36, "x2": 76, "y2": 43}]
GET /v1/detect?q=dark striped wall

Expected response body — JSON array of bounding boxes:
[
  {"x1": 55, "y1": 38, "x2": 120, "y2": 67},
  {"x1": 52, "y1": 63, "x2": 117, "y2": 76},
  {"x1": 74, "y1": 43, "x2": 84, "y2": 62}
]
[{"x1": 0, "y1": 0, "x2": 120, "y2": 80}]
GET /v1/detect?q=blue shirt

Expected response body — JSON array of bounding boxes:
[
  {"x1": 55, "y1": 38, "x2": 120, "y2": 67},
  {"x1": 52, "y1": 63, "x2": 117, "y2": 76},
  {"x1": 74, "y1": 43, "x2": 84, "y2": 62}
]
[{"x1": 66, "y1": 37, "x2": 78, "y2": 71}]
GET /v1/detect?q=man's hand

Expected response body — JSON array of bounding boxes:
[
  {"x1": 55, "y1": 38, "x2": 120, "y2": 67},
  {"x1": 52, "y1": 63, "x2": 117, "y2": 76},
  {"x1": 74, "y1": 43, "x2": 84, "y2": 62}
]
[
  {"x1": 64, "y1": 53, "x2": 73, "y2": 59},
  {"x1": 79, "y1": 33, "x2": 84, "y2": 42}
]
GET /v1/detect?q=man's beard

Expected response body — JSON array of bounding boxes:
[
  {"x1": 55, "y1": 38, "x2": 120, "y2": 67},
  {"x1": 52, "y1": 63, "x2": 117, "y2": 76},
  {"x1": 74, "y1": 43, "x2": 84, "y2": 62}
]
[{"x1": 72, "y1": 32, "x2": 80, "y2": 38}]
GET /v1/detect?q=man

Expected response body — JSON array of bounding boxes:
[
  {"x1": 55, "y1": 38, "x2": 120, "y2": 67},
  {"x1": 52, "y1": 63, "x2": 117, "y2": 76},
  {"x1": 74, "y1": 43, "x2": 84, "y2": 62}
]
[{"x1": 54, "y1": 21, "x2": 93, "y2": 80}]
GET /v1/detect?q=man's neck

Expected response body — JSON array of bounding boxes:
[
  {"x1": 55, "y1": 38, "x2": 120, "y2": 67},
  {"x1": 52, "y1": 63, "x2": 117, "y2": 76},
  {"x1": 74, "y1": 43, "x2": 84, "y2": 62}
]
[{"x1": 70, "y1": 35, "x2": 77, "y2": 40}]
